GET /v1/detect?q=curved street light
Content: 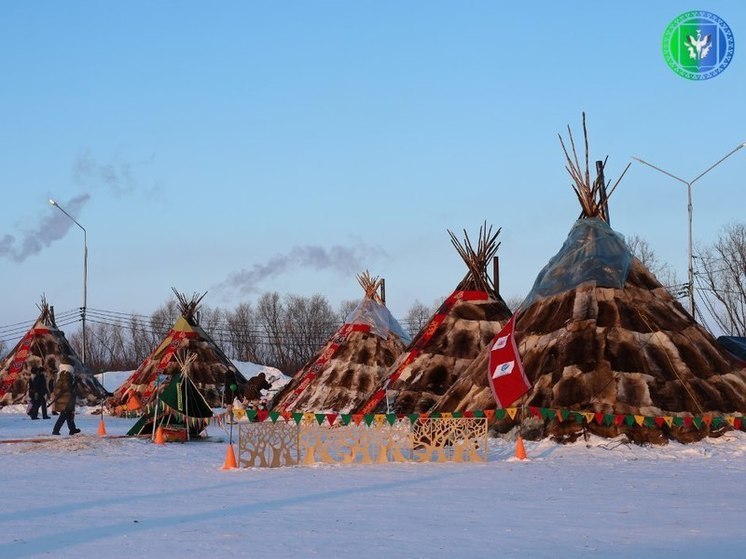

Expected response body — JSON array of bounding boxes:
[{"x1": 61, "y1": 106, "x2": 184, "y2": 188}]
[
  {"x1": 49, "y1": 199, "x2": 88, "y2": 365},
  {"x1": 633, "y1": 142, "x2": 746, "y2": 319}
]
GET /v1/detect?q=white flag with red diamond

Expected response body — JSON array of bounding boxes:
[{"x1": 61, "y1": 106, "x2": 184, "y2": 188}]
[{"x1": 487, "y1": 315, "x2": 531, "y2": 407}]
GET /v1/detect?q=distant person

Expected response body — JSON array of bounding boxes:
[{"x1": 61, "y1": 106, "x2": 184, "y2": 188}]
[
  {"x1": 52, "y1": 363, "x2": 81, "y2": 436},
  {"x1": 244, "y1": 372, "x2": 271, "y2": 402},
  {"x1": 28, "y1": 366, "x2": 51, "y2": 420}
]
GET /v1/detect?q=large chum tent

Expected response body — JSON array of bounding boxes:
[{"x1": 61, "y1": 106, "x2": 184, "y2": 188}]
[
  {"x1": 357, "y1": 225, "x2": 512, "y2": 414},
  {"x1": 0, "y1": 297, "x2": 107, "y2": 407},
  {"x1": 271, "y1": 272, "x2": 409, "y2": 414},
  {"x1": 108, "y1": 289, "x2": 246, "y2": 415},
  {"x1": 473, "y1": 117, "x2": 746, "y2": 443}
]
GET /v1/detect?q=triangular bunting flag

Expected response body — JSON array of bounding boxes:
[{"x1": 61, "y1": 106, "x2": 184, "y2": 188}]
[
  {"x1": 654, "y1": 417, "x2": 665, "y2": 427},
  {"x1": 506, "y1": 408, "x2": 518, "y2": 420},
  {"x1": 352, "y1": 414, "x2": 364, "y2": 426},
  {"x1": 494, "y1": 409, "x2": 506, "y2": 420},
  {"x1": 257, "y1": 410, "x2": 269, "y2": 422},
  {"x1": 386, "y1": 414, "x2": 397, "y2": 426},
  {"x1": 725, "y1": 416, "x2": 736, "y2": 427},
  {"x1": 594, "y1": 412, "x2": 604, "y2": 425},
  {"x1": 246, "y1": 409, "x2": 258, "y2": 422},
  {"x1": 582, "y1": 412, "x2": 595, "y2": 424},
  {"x1": 407, "y1": 414, "x2": 419, "y2": 424},
  {"x1": 326, "y1": 413, "x2": 338, "y2": 426},
  {"x1": 483, "y1": 410, "x2": 495, "y2": 421},
  {"x1": 341, "y1": 414, "x2": 352, "y2": 426},
  {"x1": 292, "y1": 412, "x2": 303, "y2": 425},
  {"x1": 364, "y1": 414, "x2": 375, "y2": 426},
  {"x1": 315, "y1": 413, "x2": 326, "y2": 425},
  {"x1": 269, "y1": 411, "x2": 281, "y2": 423},
  {"x1": 634, "y1": 415, "x2": 645, "y2": 426}
]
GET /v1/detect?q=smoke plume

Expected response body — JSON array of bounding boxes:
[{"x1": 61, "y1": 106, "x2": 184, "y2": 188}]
[
  {"x1": 73, "y1": 150, "x2": 136, "y2": 196},
  {"x1": 0, "y1": 195, "x2": 90, "y2": 263},
  {"x1": 224, "y1": 243, "x2": 388, "y2": 294}
]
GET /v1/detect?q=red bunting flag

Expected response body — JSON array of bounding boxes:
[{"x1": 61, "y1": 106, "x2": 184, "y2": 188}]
[{"x1": 487, "y1": 315, "x2": 532, "y2": 408}]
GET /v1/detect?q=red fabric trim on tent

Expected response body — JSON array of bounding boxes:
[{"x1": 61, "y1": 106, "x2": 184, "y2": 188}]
[
  {"x1": 277, "y1": 323, "x2": 371, "y2": 413},
  {"x1": 358, "y1": 290, "x2": 490, "y2": 414}
]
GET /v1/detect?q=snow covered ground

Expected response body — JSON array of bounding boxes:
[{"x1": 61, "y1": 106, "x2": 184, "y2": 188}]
[{"x1": 2, "y1": 410, "x2": 745, "y2": 559}]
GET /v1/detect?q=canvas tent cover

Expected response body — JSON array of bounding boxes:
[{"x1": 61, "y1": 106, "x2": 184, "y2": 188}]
[
  {"x1": 522, "y1": 218, "x2": 633, "y2": 307},
  {"x1": 718, "y1": 337, "x2": 746, "y2": 363},
  {"x1": 345, "y1": 298, "x2": 411, "y2": 344}
]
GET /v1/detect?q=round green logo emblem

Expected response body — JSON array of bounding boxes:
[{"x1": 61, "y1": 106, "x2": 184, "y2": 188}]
[{"x1": 663, "y1": 11, "x2": 734, "y2": 80}]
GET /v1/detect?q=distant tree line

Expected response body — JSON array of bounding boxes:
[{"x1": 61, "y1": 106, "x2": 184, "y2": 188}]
[
  {"x1": 2, "y1": 224, "x2": 745, "y2": 371},
  {"x1": 55, "y1": 293, "x2": 441, "y2": 376}
]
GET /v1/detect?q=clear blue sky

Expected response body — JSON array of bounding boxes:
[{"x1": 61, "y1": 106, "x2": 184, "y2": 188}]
[{"x1": 1, "y1": 1, "x2": 745, "y2": 334}]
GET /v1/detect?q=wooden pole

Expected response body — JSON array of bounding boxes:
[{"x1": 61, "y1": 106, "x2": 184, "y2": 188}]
[
  {"x1": 596, "y1": 160, "x2": 609, "y2": 224},
  {"x1": 380, "y1": 278, "x2": 386, "y2": 304},
  {"x1": 493, "y1": 256, "x2": 500, "y2": 295}
]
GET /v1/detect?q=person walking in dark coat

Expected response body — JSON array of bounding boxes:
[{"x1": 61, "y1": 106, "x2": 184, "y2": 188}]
[
  {"x1": 52, "y1": 364, "x2": 81, "y2": 435},
  {"x1": 28, "y1": 366, "x2": 51, "y2": 420}
]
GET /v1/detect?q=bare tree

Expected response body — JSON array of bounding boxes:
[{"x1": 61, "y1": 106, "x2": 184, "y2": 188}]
[
  {"x1": 696, "y1": 223, "x2": 746, "y2": 336},
  {"x1": 128, "y1": 315, "x2": 155, "y2": 366},
  {"x1": 626, "y1": 234, "x2": 683, "y2": 298},
  {"x1": 256, "y1": 292, "x2": 291, "y2": 372},
  {"x1": 403, "y1": 300, "x2": 436, "y2": 338},
  {"x1": 505, "y1": 294, "x2": 525, "y2": 312},
  {"x1": 225, "y1": 302, "x2": 259, "y2": 362},
  {"x1": 337, "y1": 299, "x2": 359, "y2": 322}
]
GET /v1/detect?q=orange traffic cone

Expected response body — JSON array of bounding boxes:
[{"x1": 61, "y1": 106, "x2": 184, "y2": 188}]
[
  {"x1": 515, "y1": 435, "x2": 527, "y2": 460},
  {"x1": 97, "y1": 418, "x2": 107, "y2": 437},
  {"x1": 222, "y1": 443, "x2": 237, "y2": 470},
  {"x1": 154, "y1": 426, "x2": 165, "y2": 445}
]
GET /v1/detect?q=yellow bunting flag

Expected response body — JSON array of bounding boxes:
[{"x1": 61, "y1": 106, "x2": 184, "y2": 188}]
[
  {"x1": 664, "y1": 416, "x2": 674, "y2": 427},
  {"x1": 234, "y1": 408, "x2": 246, "y2": 421},
  {"x1": 726, "y1": 416, "x2": 736, "y2": 426},
  {"x1": 374, "y1": 414, "x2": 386, "y2": 426},
  {"x1": 634, "y1": 415, "x2": 645, "y2": 426},
  {"x1": 441, "y1": 412, "x2": 453, "y2": 419},
  {"x1": 582, "y1": 412, "x2": 595, "y2": 424},
  {"x1": 506, "y1": 408, "x2": 518, "y2": 420},
  {"x1": 303, "y1": 412, "x2": 315, "y2": 423}
]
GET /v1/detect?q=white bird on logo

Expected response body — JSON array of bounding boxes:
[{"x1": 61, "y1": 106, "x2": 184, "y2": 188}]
[{"x1": 686, "y1": 29, "x2": 712, "y2": 60}]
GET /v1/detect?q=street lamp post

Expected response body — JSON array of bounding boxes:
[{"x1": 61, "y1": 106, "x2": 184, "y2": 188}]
[
  {"x1": 49, "y1": 199, "x2": 88, "y2": 365},
  {"x1": 633, "y1": 143, "x2": 746, "y2": 319}
]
